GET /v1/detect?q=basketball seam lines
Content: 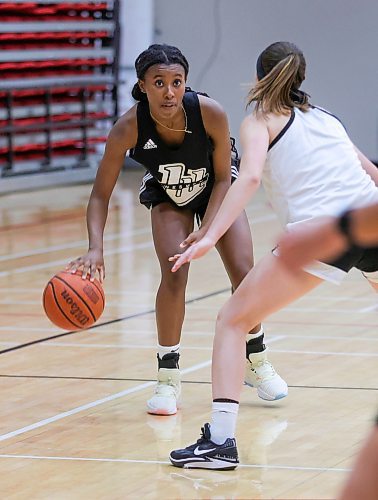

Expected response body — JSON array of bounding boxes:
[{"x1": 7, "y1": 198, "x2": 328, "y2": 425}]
[
  {"x1": 48, "y1": 282, "x2": 81, "y2": 329},
  {"x1": 55, "y1": 276, "x2": 97, "y2": 323},
  {"x1": 89, "y1": 279, "x2": 105, "y2": 307}
]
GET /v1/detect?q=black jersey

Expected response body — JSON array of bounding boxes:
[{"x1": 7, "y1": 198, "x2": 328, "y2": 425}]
[{"x1": 130, "y1": 91, "x2": 215, "y2": 210}]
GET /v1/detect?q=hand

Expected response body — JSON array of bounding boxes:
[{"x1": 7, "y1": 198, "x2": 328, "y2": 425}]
[
  {"x1": 169, "y1": 235, "x2": 215, "y2": 272},
  {"x1": 179, "y1": 227, "x2": 207, "y2": 249},
  {"x1": 66, "y1": 248, "x2": 105, "y2": 283}
]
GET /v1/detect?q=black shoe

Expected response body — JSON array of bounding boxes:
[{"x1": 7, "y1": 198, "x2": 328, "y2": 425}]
[{"x1": 169, "y1": 423, "x2": 239, "y2": 470}]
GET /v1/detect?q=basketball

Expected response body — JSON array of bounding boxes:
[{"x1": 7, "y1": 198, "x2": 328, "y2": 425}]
[{"x1": 42, "y1": 270, "x2": 105, "y2": 331}]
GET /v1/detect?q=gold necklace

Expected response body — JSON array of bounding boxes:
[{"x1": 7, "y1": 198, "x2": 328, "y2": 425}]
[{"x1": 150, "y1": 105, "x2": 192, "y2": 134}]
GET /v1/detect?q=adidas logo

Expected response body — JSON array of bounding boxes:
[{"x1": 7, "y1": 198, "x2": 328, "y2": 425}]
[{"x1": 143, "y1": 139, "x2": 157, "y2": 149}]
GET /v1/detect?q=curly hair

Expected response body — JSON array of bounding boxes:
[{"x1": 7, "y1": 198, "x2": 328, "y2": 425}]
[{"x1": 131, "y1": 44, "x2": 189, "y2": 102}]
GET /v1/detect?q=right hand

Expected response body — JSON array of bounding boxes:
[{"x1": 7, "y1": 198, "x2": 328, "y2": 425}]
[
  {"x1": 66, "y1": 248, "x2": 105, "y2": 283},
  {"x1": 169, "y1": 235, "x2": 216, "y2": 272}
]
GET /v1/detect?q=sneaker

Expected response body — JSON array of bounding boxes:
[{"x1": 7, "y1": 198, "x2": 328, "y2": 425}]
[
  {"x1": 245, "y1": 349, "x2": 288, "y2": 401},
  {"x1": 147, "y1": 367, "x2": 181, "y2": 415},
  {"x1": 170, "y1": 423, "x2": 239, "y2": 470}
]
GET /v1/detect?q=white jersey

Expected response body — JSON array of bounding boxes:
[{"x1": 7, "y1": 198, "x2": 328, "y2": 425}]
[{"x1": 263, "y1": 106, "x2": 378, "y2": 229}]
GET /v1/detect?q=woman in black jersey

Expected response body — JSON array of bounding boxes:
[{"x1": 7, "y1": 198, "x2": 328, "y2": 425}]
[{"x1": 67, "y1": 44, "x2": 287, "y2": 415}]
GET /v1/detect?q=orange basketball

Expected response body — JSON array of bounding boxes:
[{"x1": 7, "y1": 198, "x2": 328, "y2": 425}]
[{"x1": 43, "y1": 270, "x2": 105, "y2": 330}]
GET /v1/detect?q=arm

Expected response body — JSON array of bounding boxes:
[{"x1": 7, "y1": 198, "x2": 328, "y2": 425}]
[
  {"x1": 67, "y1": 109, "x2": 137, "y2": 281},
  {"x1": 354, "y1": 146, "x2": 378, "y2": 186},
  {"x1": 171, "y1": 114, "x2": 269, "y2": 271},
  {"x1": 198, "y1": 96, "x2": 231, "y2": 229},
  {"x1": 180, "y1": 96, "x2": 231, "y2": 247},
  {"x1": 277, "y1": 202, "x2": 378, "y2": 271}
]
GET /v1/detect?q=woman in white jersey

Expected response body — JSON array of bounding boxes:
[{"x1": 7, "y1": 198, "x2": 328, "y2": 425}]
[{"x1": 168, "y1": 41, "x2": 378, "y2": 470}]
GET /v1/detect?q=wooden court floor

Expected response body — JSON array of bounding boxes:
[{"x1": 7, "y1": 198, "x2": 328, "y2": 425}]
[{"x1": 0, "y1": 169, "x2": 377, "y2": 499}]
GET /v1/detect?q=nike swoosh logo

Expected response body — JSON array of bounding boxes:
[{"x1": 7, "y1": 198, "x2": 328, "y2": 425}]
[{"x1": 193, "y1": 446, "x2": 217, "y2": 456}]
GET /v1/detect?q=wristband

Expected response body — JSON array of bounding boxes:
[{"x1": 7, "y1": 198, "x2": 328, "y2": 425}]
[{"x1": 337, "y1": 210, "x2": 354, "y2": 245}]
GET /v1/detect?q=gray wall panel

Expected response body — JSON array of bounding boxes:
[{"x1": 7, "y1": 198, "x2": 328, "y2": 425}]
[{"x1": 154, "y1": 0, "x2": 378, "y2": 159}]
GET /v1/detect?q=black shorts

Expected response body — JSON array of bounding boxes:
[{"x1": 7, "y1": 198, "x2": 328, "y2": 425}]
[
  {"x1": 326, "y1": 245, "x2": 378, "y2": 273},
  {"x1": 139, "y1": 174, "x2": 208, "y2": 221},
  {"x1": 139, "y1": 167, "x2": 239, "y2": 222}
]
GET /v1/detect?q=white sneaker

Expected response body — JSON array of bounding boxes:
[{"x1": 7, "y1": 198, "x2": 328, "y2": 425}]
[
  {"x1": 245, "y1": 349, "x2": 288, "y2": 401},
  {"x1": 147, "y1": 368, "x2": 181, "y2": 415}
]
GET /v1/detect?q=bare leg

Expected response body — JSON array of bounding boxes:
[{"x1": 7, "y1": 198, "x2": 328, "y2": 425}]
[
  {"x1": 216, "y1": 211, "x2": 260, "y2": 334},
  {"x1": 212, "y1": 253, "x2": 323, "y2": 400},
  {"x1": 151, "y1": 203, "x2": 194, "y2": 346},
  {"x1": 338, "y1": 423, "x2": 378, "y2": 500}
]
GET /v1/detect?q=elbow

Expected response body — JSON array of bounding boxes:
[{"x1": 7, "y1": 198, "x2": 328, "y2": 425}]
[{"x1": 242, "y1": 174, "x2": 261, "y2": 189}]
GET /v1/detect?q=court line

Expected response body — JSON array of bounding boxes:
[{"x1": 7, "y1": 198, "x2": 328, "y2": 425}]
[
  {"x1": 0, "y1": 360, "x2": 211, "y2": 443},
  {"x1": 267, "y1": 320, "x2": 378, "y2": 328},
  {"x1": 0, "y1": 337, "x2": 284, "y2": 440},
  {"x1": 0, "y1": 215, "x2": 276, "y2": 270},
  {"x1": 0, "y1": 288, "x2": 373, "y2": 302},
  {"x1": 0, "y1": 453, "x2": 351, "y2": 472},
  {"x1": 0, "y1": 287, "x2": 231, "y2": 355},
  {"x1": 359, "y1": 304, "x2": 378, "y2": 313},
  {"x1": 271, "y1": 348, "x2": 378, "y2": 357},
  {"x1": 0, "y1": 300, "x2": 152, "y2": 307},
  {"x1": 186, "y1": 304, "x2": 373, "y2": 314},
  {"x1": 0, "y1": 335, "x2": 286, "y2": 350},
  {"x1": 2, "y1": 341, "x2": 377, "y2": 359},
  {"x1": 0, "y1": 241, "x2": 153, "y2": 278},
  {"x1": 0, "y1": 201, "x2": 269, "y2": 235},
  {"x1": 0, "y1": 374, "x2": 377, "y2": 392},
  {"x1": 268, "y1": 333, "x2": 378, "y2": 342},
  {"x1": 1, "y1": 327, "x2": 377, "y2": 343},
  {"x1": 0, "y1": 227, "x2": 152, "y2": 263}
]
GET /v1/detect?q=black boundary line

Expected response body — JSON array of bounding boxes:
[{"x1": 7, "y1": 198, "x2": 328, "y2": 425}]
[
  {"x1": 0, "y1": 374, "x2": 376, "y2": 392},
  {"x1": 0, "y1": 287, "x2": 230, "y2": 355}
]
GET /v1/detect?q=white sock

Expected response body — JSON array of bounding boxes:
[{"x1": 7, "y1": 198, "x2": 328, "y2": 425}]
[
  {"x1": 246, "y1": 325, "x2": 264, "y2": 343},
  {"x1": 210, "y1": 401, "x2": 239, "y2": 444},
  {"x1": 157, "y1": 342, "x2": 180, "y2": 359}
]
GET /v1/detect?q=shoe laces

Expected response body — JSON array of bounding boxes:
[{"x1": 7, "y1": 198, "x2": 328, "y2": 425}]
[
  {"x1": 250, "y1": 359, "x2": 276, "y2": 380},
  {"x1": 187, "y1": 423, "x2": 212, "y2": 450},
  {"x1": 155, "y1": 377, "x2": 178, "y2": 396}
]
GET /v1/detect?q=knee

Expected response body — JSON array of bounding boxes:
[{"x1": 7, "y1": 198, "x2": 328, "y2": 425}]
[
  {"x1": 227, "y1": 253, "x2": 254, "y2": 289},
  {"x1": 216, "y1": 305, "x2": 248, "y2": 336},
  {"x1": 160, "y1": 266, "x2": 189, "y2": 292},
  {"x1": 230, "y1": 263, "x2": 253, "y2": 289}
]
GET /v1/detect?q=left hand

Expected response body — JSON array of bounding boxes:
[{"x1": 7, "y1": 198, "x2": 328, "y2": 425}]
[
  {"x1": 179, "y1": 227, "x2": 207, "y2": 249},
  {"x1": 169, "y1": 235, "x2": 215, "y2": 272}
]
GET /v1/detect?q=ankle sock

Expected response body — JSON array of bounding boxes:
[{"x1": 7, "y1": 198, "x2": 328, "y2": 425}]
[
  {"x1": 158, "y1": 342, "x2": 180, "y2": 359},
  {"x1": 210, "y1": 400, "x2": 239, "y2": 444},
  {"x1": 157, "y1": 343, "x2": 180, "y2": 369}
]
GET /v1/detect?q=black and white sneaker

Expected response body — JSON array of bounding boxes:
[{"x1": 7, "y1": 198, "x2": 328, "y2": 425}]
[{"x1": 169, "y1": 423, "x2": 239, "y2": 470}]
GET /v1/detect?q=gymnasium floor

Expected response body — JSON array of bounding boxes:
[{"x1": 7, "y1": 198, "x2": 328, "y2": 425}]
[{"x1": 0, "y1": 168, "x2": 377, "y2": 499}]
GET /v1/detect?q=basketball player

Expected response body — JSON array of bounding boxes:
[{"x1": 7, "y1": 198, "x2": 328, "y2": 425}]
[
  {"x1": 67, "y1": 44, "x2": 287, "y2": 416},
  {"x1": 276, "y1": 206, "x2": 378, "y2": 500},
  {"x1": 169, "y1": 41, "x2": 378, "y2": 469},
  {"x1": 277, "y1": 202, "x2": 378, "y2": 271},
  {"x1": 276, "y1": 204, "x2": 378, "y2": 499},
  {"x1": 338, "y1": 414, "x2": 378, "y2": 500}
]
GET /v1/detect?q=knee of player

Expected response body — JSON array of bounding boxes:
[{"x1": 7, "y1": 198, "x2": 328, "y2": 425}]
[
  {"x1": 216, "y1": 307, "x2": 247, "y2": 336},
  {"x1": 161, "y1": 266, "x2": 189, "y2": 290},
  {"x1": 229, "y1": 262, "x2": 254, "y2": 289}
]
